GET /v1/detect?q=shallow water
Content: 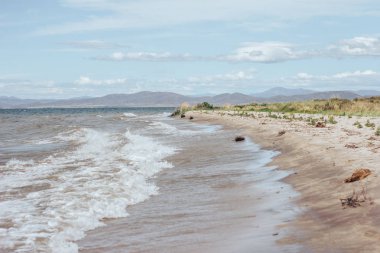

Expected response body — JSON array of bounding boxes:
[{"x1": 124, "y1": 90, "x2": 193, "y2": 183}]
[{"x1": 0, "y1": 108, "x2": 300, "y2": 253}]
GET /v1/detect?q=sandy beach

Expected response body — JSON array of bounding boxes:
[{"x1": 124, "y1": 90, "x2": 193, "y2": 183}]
[{"x1": 186, "y1": 110, "x2": 380, "y2": 253}]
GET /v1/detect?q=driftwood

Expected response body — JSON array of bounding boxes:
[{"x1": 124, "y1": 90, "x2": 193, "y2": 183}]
[
  {"x1": 340, "y1": 186, "x2": 369, "y2": 208},
  {"x1": 345, "y1": 144, "x2": 359, "y2": 149},
  {"x1": 315, "y1": 122, "x2": 326, "y2": 128},
  {"x1": 344, "y1": 168, "x2": 371, "y2": 183}
]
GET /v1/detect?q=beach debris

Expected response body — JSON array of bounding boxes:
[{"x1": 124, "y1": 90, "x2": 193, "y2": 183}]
[
  {"x1": 340, "y1": 186, "x2": 368, "y2": 208},
  {"x1": 345, "y1": 143, "x2": 359, "y2": 149},
  {"x1": 315, "y1": 122, "x2": 326, "y2": 128},
  {"x1": 272, "y1": 232, "x2": 279, "y2": 236},
  {"x1": 180, "y1": 114, "x2": 186, "y2": 118},
  {"x1": 235, "y1": 136, "x2": 245, "y2": 142},
  {"x1": 344, "y1": 168, "x2": 371, "y2": 183},
  {"x1": 189, "y1": 116, "x2": 194, "y2": 120},
  {"x1": 278, "y1": 130, "x2": 286, "y2": 136}
]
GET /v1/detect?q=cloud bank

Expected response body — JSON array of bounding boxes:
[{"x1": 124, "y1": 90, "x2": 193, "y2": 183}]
[
  {"x1": 329, "y1": 36, "x2": 380, "y2": 57},
  {"x1": 93, "y1": 36, "x2": 380, "y2": 63}
]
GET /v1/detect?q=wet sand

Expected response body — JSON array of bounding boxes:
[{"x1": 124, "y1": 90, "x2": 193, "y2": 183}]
[
  {"x1": 79, "y1": 120, "x2": 299, "y2": 253},
  {"x1": 188, "y1": 111, "x2": 380, "y2": 253}
]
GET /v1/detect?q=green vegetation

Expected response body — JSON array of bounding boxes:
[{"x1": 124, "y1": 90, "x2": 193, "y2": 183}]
[
  {"x1": 224, "y1": 97, "x2": 380, "y2": 117},
  {"x1": 365, "y1": 120, "x2": 376, "y2": 128},
  {"x1": 194, "y1": 102, "x2": 214, "y2": 110},
  {"x1": 308, "y1": 118, "x2": 317, "y2": 126},
  {"x1": 173, "y1": 97, "x2": 380, "y2": 120},
  {"x1": 328, "y1": 115, "x2": 337, "y2": 124},
  {"x1": 268, "y1": 112, "x2": 279, "y2": 119},
  {"x1": 354, "y1": 121, "x2": 363, "y2": 129},
  {"x1": 171, "y1": 102, "x2": 216, "y2": 117},
  {"x1": 375, "y1": 127, "x2": 380, "y2": 136}
]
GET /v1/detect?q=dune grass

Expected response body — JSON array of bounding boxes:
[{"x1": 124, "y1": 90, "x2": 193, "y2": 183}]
[
  {"x1": 173, "y1": 97, "x2": 380, "y2": 118},
  {"x1": 228, "y1": 97, "x2": 380, "y2": 117}
]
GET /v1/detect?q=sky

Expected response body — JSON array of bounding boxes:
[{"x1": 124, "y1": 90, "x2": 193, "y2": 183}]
[{"x1": 0, "y1": 0, "x2": 380, "y2": 98}]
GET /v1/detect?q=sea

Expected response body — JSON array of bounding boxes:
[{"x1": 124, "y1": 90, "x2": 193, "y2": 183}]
[{"x1": 0, "y1": 108, "x2": 299, "y2": 253}]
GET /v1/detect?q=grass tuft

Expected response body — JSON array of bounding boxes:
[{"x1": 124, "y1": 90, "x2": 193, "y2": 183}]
[
  {"x1": 365, "y1": 120, "x2": 376, "y2": 128},
  {"x1": 375, "y1": 127, "x2": 380, "y2": 136}
]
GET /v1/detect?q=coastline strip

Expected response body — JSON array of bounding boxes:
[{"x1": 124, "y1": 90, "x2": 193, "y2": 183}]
[{"x1": 186, "y1": 110, "x2": 380, "y2": 252}]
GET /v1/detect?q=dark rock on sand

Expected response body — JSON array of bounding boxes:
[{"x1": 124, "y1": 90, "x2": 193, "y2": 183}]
[{"x1": 235, "y1": 136, "x2": 245, "y2": 142}]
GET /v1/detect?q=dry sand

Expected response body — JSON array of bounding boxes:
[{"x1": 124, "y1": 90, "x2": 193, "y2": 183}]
[{"x1": 186, "y1": 110, "x2": 380, "y2": 253}]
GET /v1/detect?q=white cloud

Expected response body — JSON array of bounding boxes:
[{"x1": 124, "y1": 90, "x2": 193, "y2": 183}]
[
  {"x1": 89, "y1": 37, "x2": 380, "y2": 63},
  {"x1": 0, "y1": 78, "x2": 64, "y2": 98},
  {"x1": 94, "y1": 43, "x2": 309, "y2": 63},
  {"x1": 283, "y1": 70, "x2": 380, "y2": 89},
  {"x1": 37, "y1": 0, "x2": 378, "y2": 35},
  {"x1": 188, "y1": 69, "x2": 256, "y2": 82},
  {"x1": 332, "y1": 70, "x2": 377, "y2": 78},
  {"x1": 95, "y1": 51, "x2": 194, "y2": 61},
  {"x1": 74, "y1": 76, "x2": 128, "y2": 85},
  {"x1": 329, "y1": 36, "x2": 380, "y2": 57},
  {"x1": 0, "y1": 78, "x2": 33, "y2": 86},
  {"x1": 222, "y1": 42, "x2": 310, "y2": 63},
  {"x1": 0, "y1": 78, "x2": 57, "y2": 88}
]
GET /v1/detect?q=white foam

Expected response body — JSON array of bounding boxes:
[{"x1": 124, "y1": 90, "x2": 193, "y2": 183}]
[
  {"x1": 156, "y1": 112, "x2": 171, "y2": 117},
  {"x1": 0, "y1": 128, "x2": 176, "y2": 253},
  {"x1": 34, "y1": 139, "x2": 55, "y2": 145},
  {"x1": 147, "y1": 121, "x2": 197, "y2": 136},
  {"x1": 123, "y1": 112, "x2": 137, "y2": 117}
]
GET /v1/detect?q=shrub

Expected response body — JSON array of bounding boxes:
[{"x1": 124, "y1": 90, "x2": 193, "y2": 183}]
[
  {"x1": 375, "y1": 127, "x2": 380, "y2": 136},
  {"x1": 195, "y1": 102, "x2": 214, "y2": 110},
  {"x1": 268, "y1": 112, "x2": 278, "y2": 119},
  {"x1": 354, "y1": 121, "x2": 363, "y2": 128},
  {"x1": 309, "y1": 118, "x2": 317, "y2": 126},
  {"x1": 328, "y1": 115, "x2": 337, "y2": 124},
  {"x1": 365, "y1": 120, "x2": 375, "y2": 128}
]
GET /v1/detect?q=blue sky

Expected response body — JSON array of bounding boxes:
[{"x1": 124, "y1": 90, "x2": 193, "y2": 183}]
[{"x1": 0, "y1": 0, "x2": 380, "y2": 98}]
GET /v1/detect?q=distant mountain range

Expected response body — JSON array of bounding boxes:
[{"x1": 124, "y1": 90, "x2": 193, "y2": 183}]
[
  {"x1": 251, "y1": 87, "x2": 315, "y2": 98},
  {"x1": 1, "y1": 88, "x2": 380, "y2": 108}
]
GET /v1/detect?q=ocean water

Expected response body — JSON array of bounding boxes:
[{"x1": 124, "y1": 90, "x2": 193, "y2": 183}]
[{"x1": 0, "y1": 108, "x2": 299, "y2": 253}]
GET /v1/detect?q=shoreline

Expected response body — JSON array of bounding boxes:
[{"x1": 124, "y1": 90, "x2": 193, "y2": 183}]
[
  {"x1": 78, "y1": 117, "x2": 300, "y2": 252},
  {"x1": 186, "y1": 110, "x2": 380, "y2": 252}
]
